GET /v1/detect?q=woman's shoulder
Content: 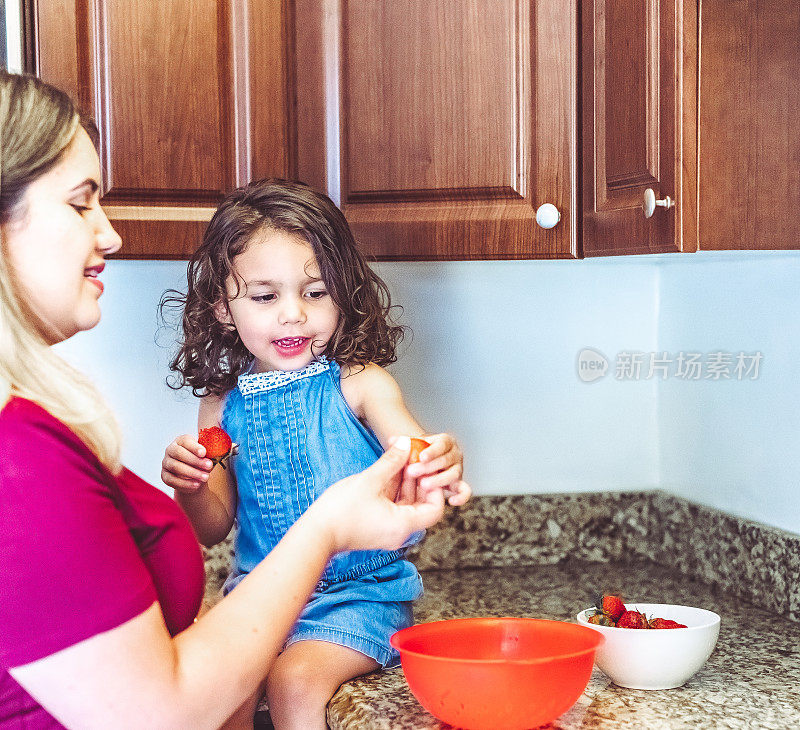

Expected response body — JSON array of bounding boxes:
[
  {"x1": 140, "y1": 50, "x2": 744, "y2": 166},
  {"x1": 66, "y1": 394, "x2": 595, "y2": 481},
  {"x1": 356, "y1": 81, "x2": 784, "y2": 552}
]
[{"x1": 0, "y1": 397, "x2": 90, "y2": 455}]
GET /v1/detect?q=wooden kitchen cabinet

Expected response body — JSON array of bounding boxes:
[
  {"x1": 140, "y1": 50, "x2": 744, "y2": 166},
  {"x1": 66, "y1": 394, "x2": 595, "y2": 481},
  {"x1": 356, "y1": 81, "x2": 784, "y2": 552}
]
[
  {"x1": 293, "y1": 0, "x2": 578, "y2": 259},
  {"x1": 581, "y1": 0, "x2": 699, "y2": 256},
  {"x1": 698, "y1": 0, "x2": 800, "y2": 251},
  {"x1": 29, "y1": 0, "x2": 697, "y2": 260},
  {"x1": 31, "y1": 0, "x2": 293, "y2": 258}
]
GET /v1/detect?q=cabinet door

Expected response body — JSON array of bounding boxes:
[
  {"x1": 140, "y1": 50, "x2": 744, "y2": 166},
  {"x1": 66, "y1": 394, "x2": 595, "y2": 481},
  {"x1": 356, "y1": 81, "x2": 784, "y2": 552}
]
[
  {"x1": 294, "y1": 0, "x2": 578, "y2": 260},
  {"x1": 32, "y1": 0, "x2": 292, "y2": 258},
  {"x1": 582, "y1": 0, "x2": 698, "y2": 256},
  {"x1": 699, "y1": 0, "x2": 800, "y2": 250}
]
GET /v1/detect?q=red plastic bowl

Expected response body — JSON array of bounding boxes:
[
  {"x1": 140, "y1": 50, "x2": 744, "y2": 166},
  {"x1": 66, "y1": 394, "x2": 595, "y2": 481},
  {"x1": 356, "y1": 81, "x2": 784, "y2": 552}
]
[{"x1": 391, "y1": 617, "x2": 603, "y2": 730}]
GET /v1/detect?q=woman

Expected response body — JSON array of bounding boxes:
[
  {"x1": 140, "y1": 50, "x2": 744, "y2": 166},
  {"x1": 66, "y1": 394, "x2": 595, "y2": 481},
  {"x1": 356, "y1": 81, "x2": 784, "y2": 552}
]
[{"x1": 0, "y1": 71, "x2": 445, "y2": 729}]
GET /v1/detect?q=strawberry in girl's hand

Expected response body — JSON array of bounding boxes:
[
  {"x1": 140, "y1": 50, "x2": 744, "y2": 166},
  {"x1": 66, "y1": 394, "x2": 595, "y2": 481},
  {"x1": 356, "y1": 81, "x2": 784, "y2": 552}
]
[
  {"x1": 198, "y1": 426, "x2": 236, "y2": 469},
  {"x1": 408, "y1": 437, "x2": 430, "y2": 464},
  {"x1": 616, "y1": 610, "x2": 649, "y2": 629}
]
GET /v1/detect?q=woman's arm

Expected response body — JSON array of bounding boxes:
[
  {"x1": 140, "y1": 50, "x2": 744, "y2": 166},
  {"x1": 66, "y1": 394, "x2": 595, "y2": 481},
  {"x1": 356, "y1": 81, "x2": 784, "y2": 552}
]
[
  {"x1": 165, "y1": 394, "x2": 237, "y2": 546},
  {"x1": 11, "y1": 439, "x2": 441, "y2": 730}
]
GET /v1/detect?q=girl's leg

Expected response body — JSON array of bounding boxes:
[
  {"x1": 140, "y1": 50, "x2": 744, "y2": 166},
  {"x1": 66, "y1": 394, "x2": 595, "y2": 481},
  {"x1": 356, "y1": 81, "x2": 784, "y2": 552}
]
[{"x1": 265, "y1": 640, "x2": 380, "y2": 730}]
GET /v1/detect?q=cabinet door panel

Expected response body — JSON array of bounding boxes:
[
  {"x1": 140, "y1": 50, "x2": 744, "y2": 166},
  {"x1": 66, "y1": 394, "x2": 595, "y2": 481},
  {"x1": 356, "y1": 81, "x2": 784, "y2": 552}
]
[
  {"x1": 699, "y1": 0, "x2": 800, "y2": 250},
  {"x1": 33, "y1": 0, "x2": 292, "y2": 258},
  {"x1": 296, "y1": 0, "x2": 578, "y2": 260},
  {"x1": 583, "y1": 0, "x2": 697, "y2": 256}
]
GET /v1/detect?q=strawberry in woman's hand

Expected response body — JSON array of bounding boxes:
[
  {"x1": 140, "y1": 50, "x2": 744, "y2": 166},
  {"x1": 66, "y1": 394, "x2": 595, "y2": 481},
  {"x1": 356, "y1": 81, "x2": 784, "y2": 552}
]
[
  {"x1": 198, "y1": 426, "x2": 235, "y2": 469},
  {"x1": 408, "y1": 438, "x2": 430, "y2": 464}
]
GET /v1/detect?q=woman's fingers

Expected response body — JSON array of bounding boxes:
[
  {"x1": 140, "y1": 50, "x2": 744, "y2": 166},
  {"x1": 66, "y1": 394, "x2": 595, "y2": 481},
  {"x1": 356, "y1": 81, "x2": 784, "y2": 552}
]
[
  {"x1": 397, "y1": 485, "x2": 445, "y2": 531},
  {"x1": 364, "y1": 436, "x2": 411, "y2": 499}
]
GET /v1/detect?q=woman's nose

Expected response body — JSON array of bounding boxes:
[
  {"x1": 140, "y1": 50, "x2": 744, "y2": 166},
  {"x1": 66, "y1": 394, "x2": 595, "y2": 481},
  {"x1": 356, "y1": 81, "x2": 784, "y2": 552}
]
[{"x1": 95, "y1": 207, "x2": 122, "y2": 255}]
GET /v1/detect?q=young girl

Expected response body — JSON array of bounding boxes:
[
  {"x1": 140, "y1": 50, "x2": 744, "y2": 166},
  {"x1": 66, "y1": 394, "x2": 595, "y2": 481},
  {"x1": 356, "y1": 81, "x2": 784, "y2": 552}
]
[{"x1": 161, "y1": 179, "x2": 470, "y2": 729}]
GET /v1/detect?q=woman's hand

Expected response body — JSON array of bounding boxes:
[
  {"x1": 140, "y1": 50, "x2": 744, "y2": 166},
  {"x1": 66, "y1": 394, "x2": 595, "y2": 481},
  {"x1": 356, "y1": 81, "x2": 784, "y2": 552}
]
[
  {"x1": 307, "y1": 437, "x2": 446, "y2": 554},
  {"x1": 402, "y1": 432, "x2": 471, "y2": 507},
  {"x1": 161, "y1": 434, "x2": 214, "y2": 493}
]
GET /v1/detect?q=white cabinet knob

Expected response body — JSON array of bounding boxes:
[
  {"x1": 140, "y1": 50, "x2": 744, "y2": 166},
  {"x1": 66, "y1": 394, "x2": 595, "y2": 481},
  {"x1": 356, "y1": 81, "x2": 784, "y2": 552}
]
[
  {"x1": 642, "y1": 188, "x2": 674, "y2": 218},
  {"x1": 535, "y1": 203, "x2": 561, "y2": 229}
]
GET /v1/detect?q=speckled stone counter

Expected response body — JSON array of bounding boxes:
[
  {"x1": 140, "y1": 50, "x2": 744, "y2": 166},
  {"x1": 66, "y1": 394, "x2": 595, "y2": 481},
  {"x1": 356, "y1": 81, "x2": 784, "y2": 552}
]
[
  {"x1": 327, "y1": 559, "x2": 800, "y2": 729},
  {"x1": 198, "y1": 491, "x2": 800, "y2": 728}
]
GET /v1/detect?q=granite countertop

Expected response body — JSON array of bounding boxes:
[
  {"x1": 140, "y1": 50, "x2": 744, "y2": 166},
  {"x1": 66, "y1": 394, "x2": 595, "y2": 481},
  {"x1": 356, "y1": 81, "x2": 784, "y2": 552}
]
[
  {"x1": 326, "y1": 559, "x2": 800, "y2": 729},
  {"x1": 218, "y1": 491, "x2": 800, "y2": 729}
]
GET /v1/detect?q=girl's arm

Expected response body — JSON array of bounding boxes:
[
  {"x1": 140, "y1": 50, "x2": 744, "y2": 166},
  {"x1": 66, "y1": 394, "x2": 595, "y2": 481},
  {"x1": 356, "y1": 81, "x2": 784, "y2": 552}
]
[
  {"x1": 11, "y1": 440, "x2": 442, "y2": 730},
  {"x1": 340, "y1": 363, "x2": 426, "y2": 445},
  {"x1": 341, "y1": 364, "x2": 470, "y2": 505},
  {"x1": 163, "y1": 394, "x2": 237, "y2": 546}
]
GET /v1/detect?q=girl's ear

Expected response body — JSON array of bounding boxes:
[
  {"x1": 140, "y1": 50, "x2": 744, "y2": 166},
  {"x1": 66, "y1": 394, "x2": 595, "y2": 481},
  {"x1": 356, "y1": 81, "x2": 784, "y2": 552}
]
[{"x1": 213, "y1": 300, "x2": 232, "y2": 325}]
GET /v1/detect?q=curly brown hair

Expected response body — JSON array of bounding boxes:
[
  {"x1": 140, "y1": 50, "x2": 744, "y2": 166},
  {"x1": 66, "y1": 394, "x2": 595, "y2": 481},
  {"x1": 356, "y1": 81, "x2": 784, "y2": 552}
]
[{"x1": 162, "y1": 179, "x2": 405, "y2": 396}]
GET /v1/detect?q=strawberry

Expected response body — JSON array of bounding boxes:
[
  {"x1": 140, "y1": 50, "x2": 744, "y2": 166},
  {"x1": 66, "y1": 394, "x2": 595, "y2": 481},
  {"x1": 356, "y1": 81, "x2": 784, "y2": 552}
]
[
  {"x1": 198, "y1": 426, "x2": 235, "y2": 469},
  {"x1": 648, "y1": 617, "x2": 687, "y2": 629},
  {"x1": 409, "y1": 437, "x2": 430, "y2": 464},
  {"x1": 587, "y1": 612, "x2": 616, "y2": 627},
  {"x1": 595, "y1": 594, "x2": 626, "y2": 622},
  {"x1": 616, "y1": 610, "x2": 649, "y2": 629}
]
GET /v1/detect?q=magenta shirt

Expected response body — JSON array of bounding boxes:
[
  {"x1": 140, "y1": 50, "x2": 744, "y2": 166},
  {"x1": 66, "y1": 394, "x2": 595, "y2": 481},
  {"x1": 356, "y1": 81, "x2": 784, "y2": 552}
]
[{"x1": 0, "y1": 398, "x2": 205, "y2": 728}]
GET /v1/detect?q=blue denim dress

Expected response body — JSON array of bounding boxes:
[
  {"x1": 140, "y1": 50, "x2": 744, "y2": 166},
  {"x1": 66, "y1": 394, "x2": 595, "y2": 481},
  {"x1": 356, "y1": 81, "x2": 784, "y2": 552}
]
[{"x1": 221, "y1": 357, "x2": 423, "y2": 667}]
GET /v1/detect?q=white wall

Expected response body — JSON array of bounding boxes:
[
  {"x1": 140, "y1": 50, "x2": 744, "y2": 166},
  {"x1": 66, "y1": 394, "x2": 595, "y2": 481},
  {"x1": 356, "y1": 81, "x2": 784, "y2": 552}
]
[
  {"x1": 53, "y1": 251, "x2": 800, "y2": 534},
  {"x1": 657, "y1": 252, "x2": 800, "y2": 534},
  {"x1": 55, "y1": 258, "x2": 661, "y2": 497}
]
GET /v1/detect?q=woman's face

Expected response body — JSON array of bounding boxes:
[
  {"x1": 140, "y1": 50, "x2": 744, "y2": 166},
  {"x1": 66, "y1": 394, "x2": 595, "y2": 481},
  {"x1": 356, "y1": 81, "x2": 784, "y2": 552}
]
[{"x1": 1, "y1": 128, "x2": 121, "y2": 344}]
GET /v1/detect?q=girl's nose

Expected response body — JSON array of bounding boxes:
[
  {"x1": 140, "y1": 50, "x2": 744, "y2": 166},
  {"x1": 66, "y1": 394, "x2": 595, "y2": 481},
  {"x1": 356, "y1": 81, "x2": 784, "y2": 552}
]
[
  {"x1": 278, "y1": 296, "x2": 307, "y2": 325},
  {"x1": 95, "y1": 207, "x2": 122, "y2": 255}
]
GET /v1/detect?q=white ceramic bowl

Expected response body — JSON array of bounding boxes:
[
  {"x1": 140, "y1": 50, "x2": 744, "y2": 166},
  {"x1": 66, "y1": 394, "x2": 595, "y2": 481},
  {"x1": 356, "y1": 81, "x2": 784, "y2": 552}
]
[{"x1": 576, "y1": 603, "x2": 720, "y2": 689}]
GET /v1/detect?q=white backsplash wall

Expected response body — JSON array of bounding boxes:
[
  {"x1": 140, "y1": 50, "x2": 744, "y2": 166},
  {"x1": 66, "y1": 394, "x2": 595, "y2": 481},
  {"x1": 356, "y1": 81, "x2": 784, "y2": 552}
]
[
  {"x1": 53, "y1": 251, "x2": 800, "y2": 535},
  {"x1": 54, "y1": 258, "x2": 661, "y2": 498},
  {"x1": 656, "y1": 252, "x2": 800, "y2": 534}
]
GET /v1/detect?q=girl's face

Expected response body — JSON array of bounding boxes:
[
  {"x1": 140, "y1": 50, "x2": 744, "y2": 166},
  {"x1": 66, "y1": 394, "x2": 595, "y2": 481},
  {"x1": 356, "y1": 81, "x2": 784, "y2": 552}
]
[
  {"x1": 1, "y1": 128, "x2": 122, "y2": 344},
  {"x1": 221, "y1": 229, "x2": 340, "y2": 373}
]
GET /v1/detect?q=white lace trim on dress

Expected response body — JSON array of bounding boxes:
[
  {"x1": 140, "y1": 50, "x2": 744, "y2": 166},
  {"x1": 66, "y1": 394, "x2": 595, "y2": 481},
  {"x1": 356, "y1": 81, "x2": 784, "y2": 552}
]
[{"x1": 237, "y1": 357, "x2": 331, "y2": 394}]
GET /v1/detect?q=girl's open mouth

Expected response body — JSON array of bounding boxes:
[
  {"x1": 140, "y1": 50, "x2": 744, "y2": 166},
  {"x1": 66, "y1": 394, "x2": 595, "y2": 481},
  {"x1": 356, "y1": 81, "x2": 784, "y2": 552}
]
[{"x1": 273, "y1": 337, "x2": 310, "y2": 356}]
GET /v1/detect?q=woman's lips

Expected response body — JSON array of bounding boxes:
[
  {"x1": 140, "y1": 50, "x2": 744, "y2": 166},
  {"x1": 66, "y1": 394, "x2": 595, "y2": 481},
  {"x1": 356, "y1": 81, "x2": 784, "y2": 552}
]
[
  {"x1": 85, "y1": 274, "x2": 104, "y2": 294},
  {"x1": 85, "y1": 263, "x2": 105, "y2": 295},
  {"x1": 272, "y1": 337, "x2": 310, "y2": 357}
]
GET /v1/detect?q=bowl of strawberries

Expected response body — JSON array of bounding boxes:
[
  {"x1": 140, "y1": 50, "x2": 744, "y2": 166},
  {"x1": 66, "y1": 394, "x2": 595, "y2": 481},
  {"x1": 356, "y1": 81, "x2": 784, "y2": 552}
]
[{"x1": 576, "y1": 594, "x2": 720, "y2": 690}]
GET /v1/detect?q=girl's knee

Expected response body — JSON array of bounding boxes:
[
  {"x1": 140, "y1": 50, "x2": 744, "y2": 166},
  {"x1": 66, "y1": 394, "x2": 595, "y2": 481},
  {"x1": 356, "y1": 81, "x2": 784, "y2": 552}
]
[{"x1": 267, "y1": 656, "x2": 331, "y2": 705}]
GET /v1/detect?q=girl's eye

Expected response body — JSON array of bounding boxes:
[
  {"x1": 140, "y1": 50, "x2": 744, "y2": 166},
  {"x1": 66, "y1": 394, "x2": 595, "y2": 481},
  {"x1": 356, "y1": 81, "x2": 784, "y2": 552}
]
[
  {"x1": 251, "y1": 294, "x2": 276, "y2": 303},
  {"x1": 70, "y1": 204, "x2": 90, "y2": 215},
  {"x1": 306, "y1": 290, "x2": 328, "y2": 300}
]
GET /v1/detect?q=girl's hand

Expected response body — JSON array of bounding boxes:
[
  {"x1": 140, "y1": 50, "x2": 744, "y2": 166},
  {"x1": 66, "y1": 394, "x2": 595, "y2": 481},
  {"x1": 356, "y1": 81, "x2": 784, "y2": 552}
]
[
  {"x1": 308, "y1": 437, "x2": 445, "y2": 553},
  {"x1": 161, "y1": 434, "x2": 214, "y2": 494},
  {"x1": 403, "y1": 433, "x2": 471, "y2": 507}
]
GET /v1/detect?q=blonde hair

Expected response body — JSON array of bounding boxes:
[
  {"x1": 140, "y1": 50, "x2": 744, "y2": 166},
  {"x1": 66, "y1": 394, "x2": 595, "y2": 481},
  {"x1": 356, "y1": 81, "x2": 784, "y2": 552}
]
[{"x1": 0, "y1": 71, "x2": 121, "y2": 472}]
